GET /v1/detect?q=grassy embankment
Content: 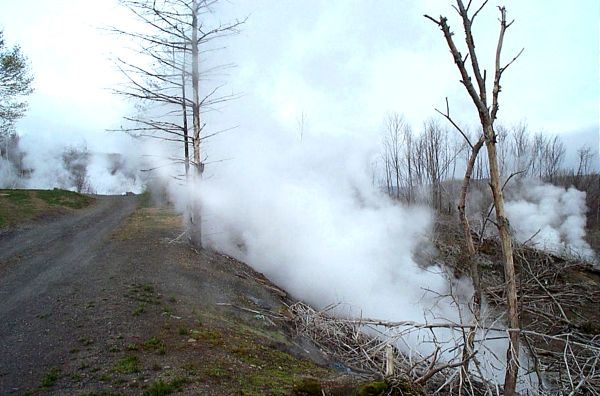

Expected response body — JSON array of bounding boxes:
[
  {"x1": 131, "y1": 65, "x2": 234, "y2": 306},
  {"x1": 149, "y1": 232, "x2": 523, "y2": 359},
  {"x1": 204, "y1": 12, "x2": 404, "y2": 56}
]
[{"x1": 0, "y1": 189, "x2": 93, "y2": 228}]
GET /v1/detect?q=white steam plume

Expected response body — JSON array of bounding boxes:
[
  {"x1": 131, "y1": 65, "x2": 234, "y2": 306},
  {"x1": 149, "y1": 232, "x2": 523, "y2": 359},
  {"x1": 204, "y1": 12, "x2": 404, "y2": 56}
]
[
  {"x1": 505, "y1": 181, "x2": 595, "y2": 261},
  {"x1": 166, "y1": 129, "x2": 533, "y2": 386},
  {"x1": 0, "y1": 133, "x2": 145, "y2": 195},
  {"x1": 200, "y1": 132, "x2": 453, "y2": 322}
]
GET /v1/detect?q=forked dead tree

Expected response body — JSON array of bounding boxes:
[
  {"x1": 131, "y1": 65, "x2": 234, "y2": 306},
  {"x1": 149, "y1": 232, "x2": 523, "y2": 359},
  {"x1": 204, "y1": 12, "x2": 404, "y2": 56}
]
[{"x1": 425, "y1": 2, "x2": 524, "y2": 394}]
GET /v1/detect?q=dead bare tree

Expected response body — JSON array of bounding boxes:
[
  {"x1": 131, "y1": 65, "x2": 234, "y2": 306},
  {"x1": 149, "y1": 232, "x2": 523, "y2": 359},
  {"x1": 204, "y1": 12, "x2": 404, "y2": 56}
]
[
  {"x1": 421, "y1": 118, "x2": 462, "y2": 212},
  {"x1": 435, "y1": 97, "x2": 485, "y2": 378},
  {"x1": 381, "y1": 113, "x2": 410, "y2": 201},
  {"x1": 508, "y1": 122, "x2": 532, "y2": 178},
  {"x1": 542, "y1": 135, "x2": 566, "y2": 183},
  {"x1": 425, "y1": 2, "x2": 524, "y2": 394},
  {"x1": 113, "y1": 0, "x2": 245, "y2": 248},
  {"x1": 62, "y1": 145, "x2": 91, "y2": 193}
]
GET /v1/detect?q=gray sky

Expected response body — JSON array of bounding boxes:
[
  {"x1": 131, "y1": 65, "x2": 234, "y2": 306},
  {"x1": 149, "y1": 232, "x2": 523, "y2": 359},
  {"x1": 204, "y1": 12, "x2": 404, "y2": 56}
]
[{"x1": 1, "y1": 0, "x2": 598, "y2": 159}]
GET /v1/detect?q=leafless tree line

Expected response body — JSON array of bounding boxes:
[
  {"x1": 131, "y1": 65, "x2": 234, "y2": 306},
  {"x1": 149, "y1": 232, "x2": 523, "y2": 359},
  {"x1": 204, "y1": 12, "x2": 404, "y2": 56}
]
[
  {"x1": 61, "y1": 145, "x2": 92, "y2": 194},
  {"x1": 496, "y1": 122, "x2": 567, "y2": 184},
  {"x1": 380, "y1": 114, "x2": 464, "y2": 211},
  {"x1": 379, "y1": 118, "x2": 597, "y2": 213}
]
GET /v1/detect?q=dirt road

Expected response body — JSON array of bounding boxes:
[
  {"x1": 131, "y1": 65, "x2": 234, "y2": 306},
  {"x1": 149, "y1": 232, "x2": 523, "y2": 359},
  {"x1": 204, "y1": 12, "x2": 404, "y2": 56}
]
[
  {"x1": 0, "y1": 196, "x2": 138, "y2": 393},
  {"x1": 0, "y1": 196, "x2": 337, "y2": 395}
]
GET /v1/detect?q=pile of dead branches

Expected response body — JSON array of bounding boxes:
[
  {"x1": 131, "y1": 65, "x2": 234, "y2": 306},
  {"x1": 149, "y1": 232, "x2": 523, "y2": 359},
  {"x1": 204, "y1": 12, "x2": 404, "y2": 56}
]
[
  {"x1": 486, "y1": 246, "x2": 600, "y2": 394},
  {"x1": 287, "y1": 249, "x2": 600, "y2": 395},
  {"x1": 288, "y1": 302, "x2": 494, "y2": 395}
]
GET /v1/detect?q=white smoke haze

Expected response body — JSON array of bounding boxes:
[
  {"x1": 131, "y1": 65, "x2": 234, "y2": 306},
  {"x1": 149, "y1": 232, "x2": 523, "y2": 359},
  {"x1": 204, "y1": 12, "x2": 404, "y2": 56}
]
[
  {"x1": 505, "y1": 181, "x2": 596, "y2": 261},
  {"x1": 85, "y1": 152, "x2": 145, "y2": 195},
  {"x1": 200, "y1": 131, "x2": 444, "y2": 320},
  {"x1": 0, "y1": 157, "x2": 20, "y2": 188},
  {"x1": 0, "y1": 133, "x2": 146, "y2": 194},
  {"x1": 155, "y1": 126, "x2": 531, "y2": 386}
]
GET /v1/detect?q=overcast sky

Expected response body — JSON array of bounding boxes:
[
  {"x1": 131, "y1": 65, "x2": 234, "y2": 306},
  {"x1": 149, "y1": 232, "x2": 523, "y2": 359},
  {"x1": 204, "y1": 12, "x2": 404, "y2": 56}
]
[{"x1": 0, "y1": 0, "x2": 598, "y2": 160}]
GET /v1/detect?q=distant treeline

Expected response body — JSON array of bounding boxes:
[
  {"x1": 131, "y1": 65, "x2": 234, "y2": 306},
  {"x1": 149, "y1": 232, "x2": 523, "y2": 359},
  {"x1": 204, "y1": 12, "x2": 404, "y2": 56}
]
[{"x1": 377, "y1": 114, "x2": 599, "y2": 227}]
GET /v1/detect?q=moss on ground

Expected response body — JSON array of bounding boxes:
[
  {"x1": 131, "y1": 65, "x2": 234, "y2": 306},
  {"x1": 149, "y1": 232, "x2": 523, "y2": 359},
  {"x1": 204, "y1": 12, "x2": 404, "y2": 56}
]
[{"x1": 199, "y1": 321, "x2": 332, "y2": 395}]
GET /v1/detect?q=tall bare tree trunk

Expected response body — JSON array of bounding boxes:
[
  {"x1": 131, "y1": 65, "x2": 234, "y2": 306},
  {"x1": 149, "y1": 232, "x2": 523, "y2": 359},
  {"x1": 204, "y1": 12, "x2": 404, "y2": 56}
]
[
  {"x1": 458, "y1": 135, "x2": 484, "y2": 376},
  {"x1": 180, "y1": 45, "x2": 190, "y2": 178},
  {"x1": 485, "y1": 126, "x2": 520, "y2": 394},
  {"x1": 188, "y1": 0, "x2": 203, "y2": 248},
  {"x1": 426, "y1": 3, "x2": 523, "y2": 394},
  {"x1": 191, "y1": 3, "x2": 201, "y2": 176}
]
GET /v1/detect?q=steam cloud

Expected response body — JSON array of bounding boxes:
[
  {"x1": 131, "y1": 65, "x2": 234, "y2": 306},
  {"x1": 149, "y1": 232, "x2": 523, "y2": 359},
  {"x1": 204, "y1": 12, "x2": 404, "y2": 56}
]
[
  {"x1": 199, "y1": 132, "x2": 452, "y2": 319},
  {"x1": 183, "y1": 130, "x2": 529, "y2": 385},
  {"x1": 0, "y1": 134, "x2": 145, "y2": 195},
  {"x1": 505, "y1": 182, "x2": 596, "y2": 261},
  {"x1": 181, "y1": 130, "x2": 498, "y2": 364}
]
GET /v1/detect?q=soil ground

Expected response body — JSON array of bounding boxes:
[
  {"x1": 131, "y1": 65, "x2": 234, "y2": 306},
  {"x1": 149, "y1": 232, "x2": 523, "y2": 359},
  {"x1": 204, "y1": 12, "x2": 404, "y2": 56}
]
[{"x1": 0, "y1": 194, "x2": 354, "y2": 395}]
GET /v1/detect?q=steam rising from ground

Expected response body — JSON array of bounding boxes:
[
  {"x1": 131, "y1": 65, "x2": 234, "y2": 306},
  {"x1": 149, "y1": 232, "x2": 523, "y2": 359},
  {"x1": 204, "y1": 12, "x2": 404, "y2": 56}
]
[
  {"x1": 199, "y1": 132, "x2": 459, "y2": 322},
  {"x1": 188, "y1": 131, "x2": 524, "y2": 384},
  {"x1": 0, "y1": 134, "x2": 144, "y2": 194},
  {"x1": 505, "y1": 182, "x2": 595, "y2": 260}
]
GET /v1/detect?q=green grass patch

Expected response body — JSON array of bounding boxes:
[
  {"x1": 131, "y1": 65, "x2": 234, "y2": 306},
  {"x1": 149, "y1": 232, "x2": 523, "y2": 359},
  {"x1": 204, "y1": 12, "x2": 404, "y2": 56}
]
[
  {"x1": 70, "y1": 372, "x2": 83, "y2": 382},
  {"x1": 133, "y1": 303, "x2": 146, "y2": 316},
  {"x1": 181, "y1": 362, "x2": 197, "y2": 375},
  {"x1": 138, "y1": 190, "x2": 152, "y2": 208},
  {"x1": 145, "y1": 336, "x2": 161, "y2": 347},
  {"x1": 99, "y1": 373, "x2": 112, "y2": 382},
  {"x1": 203, "y1": 365, "x2": 231, "y2": 380},
  {"x1": 128, "y1": 283, "x2": 162, "y2": 305},
  {"x1": 36, "y1": 189, "x2": 91, "y2": 209},
  {"x1": 40, "y1": 367, "x2": 60, "y2": 388},
  {"x1": 78, "y1": 336, "x2": 94, "y2": 346},
  {"x1": 0, "y1": 189, "x2": 93, "y2": 229},
  {"x1": 144, "y1": 376, "x2": 188, "y2": 396},
  {"x1": 190, "y1": 328, "x2": 223, "y2": 346},
  {"x1": 144, "y1": 336, "x2": 166, "y2": 355},
  {"x1": 5, "y1": 189, "x2": 31, "y2": 205},
  {"x1": 114, "y1": 356, "x2": 140, "y2": 374},
  {"x1": 0, "y1": 189, "x2": 35, "y2": 227}
]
